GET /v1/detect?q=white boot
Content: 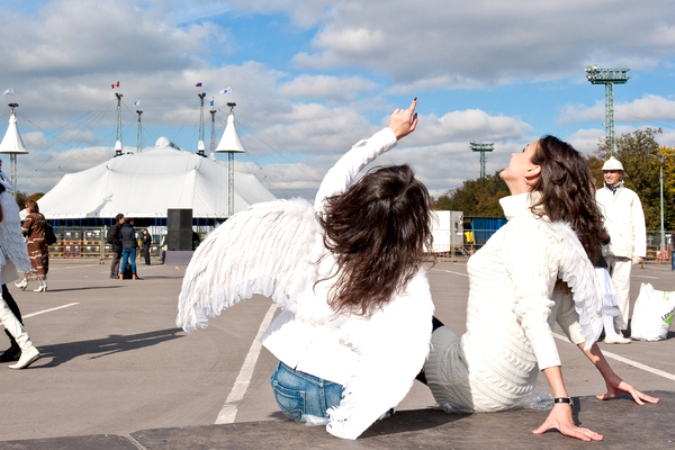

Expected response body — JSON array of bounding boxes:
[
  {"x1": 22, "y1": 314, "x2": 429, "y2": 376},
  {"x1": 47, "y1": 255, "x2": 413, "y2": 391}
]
[
  {"x1": 602, "y1": 314, "x2": 631, "y2": 344},
  {"x1": 14, "y1": 278, "x2": 28, "y2": 291},
  {"x1": 33, "y1": 279, "x2": 47, "y2": 293},
  {"x1": 0, "y1": 299, "x2": 41, "y2": 369},
  {"x1": 9, "y1": 346, "x2": 40, "y2": 369}
]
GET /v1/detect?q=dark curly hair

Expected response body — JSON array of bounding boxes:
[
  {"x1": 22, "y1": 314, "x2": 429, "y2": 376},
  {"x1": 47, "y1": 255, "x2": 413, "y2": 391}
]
[
  {"x1": 530, "y1": 136, "x2": 609, "y2": 263},
  {"x1": 319, "y1": 164, "x2": 434, "y2": 315}
]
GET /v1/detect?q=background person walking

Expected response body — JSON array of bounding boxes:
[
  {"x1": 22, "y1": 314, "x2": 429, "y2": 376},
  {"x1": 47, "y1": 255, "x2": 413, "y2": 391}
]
[
  {"x1": 107, "y1": 214, "x2": 124, "y2": 279},
  {"x1": 119, "y1": 218, "x2": 140, "y2": 280},
  {"x1": 141, "y1": 229, "x2": 152, "y2": 265},
  {"x1": 15, "y1": 200, "x2": 48, "y2": 293}
]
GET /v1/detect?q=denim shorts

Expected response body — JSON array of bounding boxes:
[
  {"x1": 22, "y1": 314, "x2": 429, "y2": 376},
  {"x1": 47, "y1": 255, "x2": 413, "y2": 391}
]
[{"x1": 270, "y1": 361, "x2": 344, "y2": 422}]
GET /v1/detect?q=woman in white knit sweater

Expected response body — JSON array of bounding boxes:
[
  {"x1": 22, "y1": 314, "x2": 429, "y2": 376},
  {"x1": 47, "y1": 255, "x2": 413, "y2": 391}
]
[{"x1": 421, "y1": 136, "x2": 658, "y2": 442}]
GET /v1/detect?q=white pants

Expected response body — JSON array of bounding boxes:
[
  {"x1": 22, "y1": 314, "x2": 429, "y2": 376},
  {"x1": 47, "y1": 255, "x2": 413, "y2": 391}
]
[
  {"x1": 0, "y1": 295, "x2": 32, "y2": 351},
  {"x1": 605, "y1": 255, "x2": 632, "y2": 331}
]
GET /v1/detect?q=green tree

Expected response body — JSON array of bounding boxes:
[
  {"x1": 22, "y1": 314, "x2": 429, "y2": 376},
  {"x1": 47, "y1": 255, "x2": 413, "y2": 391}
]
[
  {"x1": 14, "y1": 191, "x2": 28, "y2": 210},
  {"x1": 27, "y1": 192, "x2": 44, "y2": 202},
  {"x1": 434, "y1": 172, "x2": 508, "y2": 217}
]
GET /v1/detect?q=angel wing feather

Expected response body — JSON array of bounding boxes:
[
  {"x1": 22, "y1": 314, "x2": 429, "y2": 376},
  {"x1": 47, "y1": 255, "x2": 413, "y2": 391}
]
[
  {"x1": 0, "y1": 192, "x2": 32, "y2": 273},
  {"x1": 177, "y1": 198, "x2": 324, "y2": 333},
  {"x1": 551, "y1": 221, "x2": 604, "y2": 350}
]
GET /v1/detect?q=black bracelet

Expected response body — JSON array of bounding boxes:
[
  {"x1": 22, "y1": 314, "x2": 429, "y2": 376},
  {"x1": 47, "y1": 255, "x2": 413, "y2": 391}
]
[{"x1": 554, "y1": 397, "x2": 573, "y2": 406}]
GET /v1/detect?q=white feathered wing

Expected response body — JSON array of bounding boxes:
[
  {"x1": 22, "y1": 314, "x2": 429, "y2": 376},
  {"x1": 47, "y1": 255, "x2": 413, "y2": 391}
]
[
  {"x1": 552, "y1": 222, "x2": 604, "y2": 350},
  {"x1": 177, "y1": 198, "x2": 325, "y2": 333},
  {"x1": 0, "y1": 191, "x2": 32, "y2": 273}
]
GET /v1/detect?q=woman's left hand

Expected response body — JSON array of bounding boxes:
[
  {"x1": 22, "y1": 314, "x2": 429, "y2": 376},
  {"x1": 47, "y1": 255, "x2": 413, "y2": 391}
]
[
  {"x1": 532, "y1": 403, "x2": 603, "y2": 441},
  {"x1": 388, "y1": 98, "x2": 418, "y2": 140},
  {"x1": 596, "y1": 376, "x2": 660, "y2": 405}
]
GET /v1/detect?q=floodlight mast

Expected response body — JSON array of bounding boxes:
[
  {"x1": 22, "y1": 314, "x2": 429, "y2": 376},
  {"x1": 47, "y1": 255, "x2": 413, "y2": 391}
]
[
  {"x1": 136, "y1": 110, "x2": 143, "y2": 153},
  {"x1": 209, "y1": 104, "x2": 217, "y2": 160},
  {"x1": 114, "y1": 93, "x2": 123, "y2": 156},
  {"x1": 470, "y1": 142, "x2": 494, "y2": 178},
  {"x1": 585, "y1": 65, "x2": 630, "y2": 155},
  {"x1": 197, "y1": 93, "x2": 206, "y2": 156}
]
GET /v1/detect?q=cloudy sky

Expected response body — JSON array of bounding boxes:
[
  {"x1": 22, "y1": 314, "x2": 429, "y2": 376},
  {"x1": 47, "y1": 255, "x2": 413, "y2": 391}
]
[{"x1": 1, "y1": 0, "x2": 674, "y2": 199}]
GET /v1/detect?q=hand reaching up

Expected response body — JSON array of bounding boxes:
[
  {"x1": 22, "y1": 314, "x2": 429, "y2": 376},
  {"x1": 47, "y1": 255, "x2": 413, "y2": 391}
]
[{"x1": 389, "y1": 98, "x2": 418, "y2": 140}]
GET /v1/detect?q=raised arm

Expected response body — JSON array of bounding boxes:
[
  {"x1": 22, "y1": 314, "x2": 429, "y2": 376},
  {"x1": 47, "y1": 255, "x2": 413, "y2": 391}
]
[{"x1": 314, "y1": 99, "x2": 417, "y2": 212}]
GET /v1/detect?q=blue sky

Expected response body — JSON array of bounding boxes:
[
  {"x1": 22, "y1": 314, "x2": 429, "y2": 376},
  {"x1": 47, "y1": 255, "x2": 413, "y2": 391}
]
[{"x1": 1, "y1": 0, "x2": 674, "y2": 199}]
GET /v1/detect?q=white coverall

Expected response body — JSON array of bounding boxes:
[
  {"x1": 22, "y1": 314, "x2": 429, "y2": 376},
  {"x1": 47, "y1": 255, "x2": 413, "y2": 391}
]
[{"x1": 596, "y1": 182, "x2": 647, "y2": 330}]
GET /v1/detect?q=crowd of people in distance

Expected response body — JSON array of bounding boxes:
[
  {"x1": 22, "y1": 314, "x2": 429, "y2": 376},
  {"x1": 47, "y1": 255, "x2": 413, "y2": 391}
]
[{"x1": 107, "y1": 213, "x2": 154, "y2": 280}]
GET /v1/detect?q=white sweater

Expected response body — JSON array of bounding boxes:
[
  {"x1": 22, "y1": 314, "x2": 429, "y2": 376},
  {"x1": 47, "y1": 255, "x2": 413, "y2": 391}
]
[
  {"x1": 261, "y1": 128, "x2": 434, "y2": 439},
  {"x1": 424, "y1": 193, "x2": 587, "y2": 412}
]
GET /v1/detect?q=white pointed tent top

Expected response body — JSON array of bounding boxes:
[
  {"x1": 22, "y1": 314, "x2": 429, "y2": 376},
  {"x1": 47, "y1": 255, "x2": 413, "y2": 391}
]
[
  {"x1": 215, "y1": 107, "x2": 245, "y2": 153},
  {"x1": 0, "y1": 108, "x2": 29, "y2": 155},
  {"x1": 32, "y1": 145, "x2": 276, "y2": 220}
]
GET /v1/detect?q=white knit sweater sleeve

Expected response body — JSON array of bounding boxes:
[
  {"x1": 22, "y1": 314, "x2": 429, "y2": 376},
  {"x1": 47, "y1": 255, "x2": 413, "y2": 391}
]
[{"x1": 502, "y1": 216, "x2": 561, "y2": 370}]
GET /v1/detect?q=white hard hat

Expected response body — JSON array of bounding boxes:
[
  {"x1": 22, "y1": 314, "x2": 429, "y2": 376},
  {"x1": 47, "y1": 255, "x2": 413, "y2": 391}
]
[{"x1": 602, "y1": 156, "x2": 624, "y2": 172}]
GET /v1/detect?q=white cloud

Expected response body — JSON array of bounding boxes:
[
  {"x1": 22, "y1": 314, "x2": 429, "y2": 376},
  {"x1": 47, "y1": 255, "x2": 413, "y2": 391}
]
[
  {"x1": 408, "y1": 110, "x2": 532, "y2": 146},
  {"x1": 279, "y1": 75, "x2": 377, "y2": 103},
  {"x1": 0, "y1": 0, "x2": 219, "y2": 77},
  {"x1": 560, "y1": 94, "x2": 675, "y2": 124},
  {"x1": 228, "y1": 1, "x2": 675, "y2": 87},
  {"x1": 2, "y1": 0, "x2": 673, "y2": 201},
  {"x1": 565, "y1": 128, "x2": 605, "y2": 154}
]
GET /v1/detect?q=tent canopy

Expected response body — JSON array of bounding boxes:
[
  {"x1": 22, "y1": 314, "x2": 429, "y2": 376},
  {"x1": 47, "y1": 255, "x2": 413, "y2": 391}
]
[{"x1": 35, "y1": 139, "x2": 276, "y2": 220}]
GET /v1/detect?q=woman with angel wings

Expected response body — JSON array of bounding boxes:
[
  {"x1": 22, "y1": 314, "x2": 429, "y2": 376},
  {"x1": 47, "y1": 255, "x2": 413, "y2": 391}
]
[
  {"x1": 420, "y1": 136, "x2": 658, "y2": 442},
  {"x1": 0, "y1": 181, "x2": 41, "y2": 369},
  {"x1": 178, "y1": 99, "x2": 436, "y2": 439}
]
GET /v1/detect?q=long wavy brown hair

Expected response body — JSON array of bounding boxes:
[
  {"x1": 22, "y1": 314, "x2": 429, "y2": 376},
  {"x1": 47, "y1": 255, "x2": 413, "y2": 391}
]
[
  {"x1": 530, "y1": 136, "x2": 609, "y2": 263},
  {"x1": 319, "y1": 164, "x2": 434, "y2": 316},
  {"x1": 26, "y1": 199, "x2": 40, "y2": 213}
]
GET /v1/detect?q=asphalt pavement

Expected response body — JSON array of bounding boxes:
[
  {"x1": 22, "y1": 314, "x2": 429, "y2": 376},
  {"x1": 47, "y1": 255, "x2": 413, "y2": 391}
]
[{"x1": 0, "y1": 259, "x2": 673, "y2": 449}]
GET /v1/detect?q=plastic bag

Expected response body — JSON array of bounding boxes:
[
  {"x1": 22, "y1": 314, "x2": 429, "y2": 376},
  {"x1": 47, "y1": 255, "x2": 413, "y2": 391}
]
[{"x1": 630, "y1": 283, "x2": 675, "y2": 341}]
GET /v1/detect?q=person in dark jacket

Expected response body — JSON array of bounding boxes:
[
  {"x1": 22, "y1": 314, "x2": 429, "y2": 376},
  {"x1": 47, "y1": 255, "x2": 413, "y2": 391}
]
[
  {"x1": 141, "y1": 229, "x2": 152, "y2": 265},
  {"x1": 107, "y1": 214, "x2": 124, "y2": 279},
  {"x1": 119, "y1": 219, "x2": 140, "y2": 280}
]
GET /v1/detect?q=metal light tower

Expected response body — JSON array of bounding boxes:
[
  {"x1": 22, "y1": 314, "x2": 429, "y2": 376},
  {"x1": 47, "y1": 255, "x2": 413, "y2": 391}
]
[
  {"x1": 215, "y1": 102, "x2": 246, "y2": 217},
  {"x1": 585, "y1": 65, "x2": 630, "y2": 154},
  {"x1": 209, "y1": 104, "x2": 217, "y2": 161},
  {"x1": 114, "y1": 93, "x2": 123, "y2": 156},
  {"x1": 647, "y1": 150, "x2": 673, "y2": 253},
  {"x1": 136, "y1": 110, "x2": 143, "y2": 153},
  {"x1": 197, "y1": 92, "x2": 206, "y2": 157},
  {"x1": 470, "y1": 142, "x2": 494, "y2": 178}
]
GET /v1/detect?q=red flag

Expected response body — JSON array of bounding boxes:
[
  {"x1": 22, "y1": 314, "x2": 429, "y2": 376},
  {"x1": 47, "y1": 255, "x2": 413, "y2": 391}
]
[
  {"x1": 112, "y1": 81, "x2": 120, "y2": 89},
  {"x1": 116, "y1": 81, "x2": 120, "y2": 87},
  {"x1": 111, "y1": 83, "x2": 115, "y2": 89}
]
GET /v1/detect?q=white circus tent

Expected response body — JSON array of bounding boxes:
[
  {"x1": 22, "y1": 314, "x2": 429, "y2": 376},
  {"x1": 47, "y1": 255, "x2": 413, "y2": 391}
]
[{"x1": 35, "y1": 137, "x2": 276, "y2": 220}]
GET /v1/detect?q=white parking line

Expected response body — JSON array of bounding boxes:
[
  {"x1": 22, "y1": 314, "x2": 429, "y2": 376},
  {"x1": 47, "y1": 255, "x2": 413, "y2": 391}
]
[
  {"x1": 553, "y1": 332, "x2": 675, "y2": 382},
  {"x1": 632, "y1": 274, "x2": 660, "y2": 280},
  {"x1": 430, "y1": 268, "x2": 468, "y2": 277},
  {"x1": 23, "y1": 303, "x2": 80, "y2": 319},
  {"x1": 215, "y1": 303, "x2": 279, "y2": 424}
]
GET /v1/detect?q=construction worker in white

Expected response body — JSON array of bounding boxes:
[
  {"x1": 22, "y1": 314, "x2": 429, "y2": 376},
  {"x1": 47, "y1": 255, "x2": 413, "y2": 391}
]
[{"x1": 595, "y1": 156, "x2": 646, "y2": 338}]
